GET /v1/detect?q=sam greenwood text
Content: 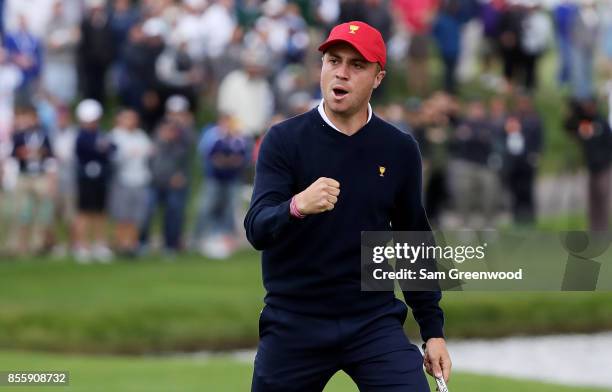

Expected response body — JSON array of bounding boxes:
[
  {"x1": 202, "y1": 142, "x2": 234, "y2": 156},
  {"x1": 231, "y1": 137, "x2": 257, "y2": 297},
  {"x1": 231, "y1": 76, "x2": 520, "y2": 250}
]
[
  {"x1": 370, "y1": 243, "x2": 523, "y2": 281},
  {"x1": 372, "y1": 268, "x2": 524, "y2": 281}
]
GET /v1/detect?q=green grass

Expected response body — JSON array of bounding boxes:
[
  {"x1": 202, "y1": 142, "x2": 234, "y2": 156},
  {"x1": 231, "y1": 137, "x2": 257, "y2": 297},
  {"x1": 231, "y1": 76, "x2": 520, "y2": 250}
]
[
  {"x1": 537, "y1": 213, "x2": 588, "y2": 231},
  {"x1": 0, "y1": 251, "x2": 264, "y2": 354},
  {"x1": 0, "y1": 350, "x2": 608, "y2": 392},
  {"x1": 1, "y1": 251, "x2": 612, "y2": 354}
]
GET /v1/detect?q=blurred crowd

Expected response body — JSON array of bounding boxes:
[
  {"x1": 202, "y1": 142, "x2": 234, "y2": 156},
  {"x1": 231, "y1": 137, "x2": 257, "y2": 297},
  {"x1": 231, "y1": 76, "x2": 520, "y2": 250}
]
[{"x1": 0, "y1": 0, "x2": 611, "y2": 261}]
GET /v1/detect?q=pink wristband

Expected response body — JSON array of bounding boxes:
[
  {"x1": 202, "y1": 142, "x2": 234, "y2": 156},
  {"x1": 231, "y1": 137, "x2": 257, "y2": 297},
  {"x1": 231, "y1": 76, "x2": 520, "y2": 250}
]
[{"x1": 290, "y1": 196, "x2": 305, "y2": 219}]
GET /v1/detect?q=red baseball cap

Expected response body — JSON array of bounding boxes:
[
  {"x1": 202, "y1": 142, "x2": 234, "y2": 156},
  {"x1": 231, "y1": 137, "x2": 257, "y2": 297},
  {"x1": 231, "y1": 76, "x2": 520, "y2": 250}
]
[{"x1": 318, "y1": 21, "x2": 386, "y2": 69}]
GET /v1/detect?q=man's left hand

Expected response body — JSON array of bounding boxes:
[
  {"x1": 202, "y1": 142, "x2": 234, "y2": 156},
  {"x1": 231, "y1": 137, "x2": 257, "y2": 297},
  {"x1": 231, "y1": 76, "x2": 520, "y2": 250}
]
[{"x1": 423, "y1": 337, "x2": 451, "y2": 384}]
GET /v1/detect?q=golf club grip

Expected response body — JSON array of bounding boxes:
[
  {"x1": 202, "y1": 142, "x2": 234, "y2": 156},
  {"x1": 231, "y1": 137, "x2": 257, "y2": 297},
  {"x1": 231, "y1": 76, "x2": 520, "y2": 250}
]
[{"x1": 435, "y1": 377, "x2": 449, "y2": 392}]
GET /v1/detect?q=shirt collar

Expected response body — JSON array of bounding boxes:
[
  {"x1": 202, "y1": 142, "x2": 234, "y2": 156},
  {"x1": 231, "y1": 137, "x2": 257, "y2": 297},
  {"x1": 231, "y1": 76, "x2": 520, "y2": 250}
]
[{"x1": 317, "y1": 99, "x2": 372, "y2": 133}]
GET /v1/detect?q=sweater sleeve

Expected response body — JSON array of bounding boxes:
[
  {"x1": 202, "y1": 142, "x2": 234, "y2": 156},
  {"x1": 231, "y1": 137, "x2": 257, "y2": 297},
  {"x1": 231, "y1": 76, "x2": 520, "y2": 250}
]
[
  {"x1": 244, "y1": 126, "x2": 297, "y2": 250},
  {"x1": 391, "y1": 136, "x2": 445, "y2": 342}
]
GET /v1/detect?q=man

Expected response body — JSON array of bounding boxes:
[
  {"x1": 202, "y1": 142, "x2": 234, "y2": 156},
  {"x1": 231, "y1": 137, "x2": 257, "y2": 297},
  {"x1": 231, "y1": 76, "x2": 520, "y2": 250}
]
[
  {"x1": 501, "y1": 93, "x2": 542, "y2": 225},
  {"x1": 74, "y1": 99, "x2": 114, "y2": 263},
  {"x1": 11, "y1": 104, "x2": 55, "y2": 255},
  {"x1": 4, "y1": 14, "x2": 42, "y2": 100},
  {"x1": 245, "y1": 21, "x2": 451, "y2": 391},
  {"x1": 77, "y1": 0, "x2": 115, "y2": 104}
]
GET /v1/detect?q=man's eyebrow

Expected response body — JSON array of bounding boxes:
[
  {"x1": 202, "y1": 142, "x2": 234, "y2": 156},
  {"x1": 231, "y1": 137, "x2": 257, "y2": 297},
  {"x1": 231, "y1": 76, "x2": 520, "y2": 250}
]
[{"x1": 326, "y1": 51, "x2": 367, "y2": 63}]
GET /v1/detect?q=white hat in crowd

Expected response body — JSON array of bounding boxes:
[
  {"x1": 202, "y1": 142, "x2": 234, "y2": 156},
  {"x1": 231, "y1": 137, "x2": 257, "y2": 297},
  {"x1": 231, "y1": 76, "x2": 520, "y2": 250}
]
[
  {"x1": 142, "y1": 18, "x2": 169, "y2": 38},
  {"x1": 166, "y1": 95, "x2": 190, "y2": 113},
  {"x1": 262, "y1": 0, "x2": 286, "y2": 17},
  {"x1": 86, "y1": 0, "x2": 105, "y2": 9},
  {"x1": 183, "y1": 0, "x2": 208, "y2": 11},
  {"x1": 76, "y1": 99, "x2": 103, "y2": 123}
]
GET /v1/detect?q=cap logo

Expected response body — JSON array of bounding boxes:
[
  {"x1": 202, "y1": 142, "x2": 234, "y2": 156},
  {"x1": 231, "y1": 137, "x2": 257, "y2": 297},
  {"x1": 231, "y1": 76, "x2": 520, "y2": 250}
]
[
  {"x1": 349, "y1": 24, "x2": 359, "y2": 34},
  {"x1": 379, "y1": 166, "x2": 386, "y2": 177}
]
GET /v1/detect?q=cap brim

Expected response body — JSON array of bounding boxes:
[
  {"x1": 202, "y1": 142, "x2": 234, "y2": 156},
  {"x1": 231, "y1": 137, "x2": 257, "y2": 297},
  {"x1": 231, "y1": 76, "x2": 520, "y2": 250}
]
[{"x1": 318, "y1": 39, "x2": 378, "y2": 64}]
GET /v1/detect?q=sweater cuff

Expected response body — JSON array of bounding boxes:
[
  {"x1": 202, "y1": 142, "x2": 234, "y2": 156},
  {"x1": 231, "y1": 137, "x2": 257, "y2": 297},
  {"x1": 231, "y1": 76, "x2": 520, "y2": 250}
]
[{"x1": 420, "y1": 323, "x2": 445, "y2": 342}]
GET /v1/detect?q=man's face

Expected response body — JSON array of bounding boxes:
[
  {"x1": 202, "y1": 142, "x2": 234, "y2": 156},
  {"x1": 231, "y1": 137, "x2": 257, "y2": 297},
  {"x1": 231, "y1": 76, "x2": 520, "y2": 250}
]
[
  {"x1": 121, "y1": 110, "x2": 139, "y2": 130},
  {"x1": 466, "y1": 101, "x2": 486, "y2": 120},
  {"x1": 320, "y1": 43, "x2": 385, "y2": 118},
  {"x1": 23, "y1": 111, "x2": 38, "y2": 128}
]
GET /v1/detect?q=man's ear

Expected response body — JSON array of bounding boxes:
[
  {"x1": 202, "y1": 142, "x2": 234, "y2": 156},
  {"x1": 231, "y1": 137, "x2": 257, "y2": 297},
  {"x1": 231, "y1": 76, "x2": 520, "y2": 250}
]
[{"x1": 373, "y1": 70, "x2": 386, "y2": 90}]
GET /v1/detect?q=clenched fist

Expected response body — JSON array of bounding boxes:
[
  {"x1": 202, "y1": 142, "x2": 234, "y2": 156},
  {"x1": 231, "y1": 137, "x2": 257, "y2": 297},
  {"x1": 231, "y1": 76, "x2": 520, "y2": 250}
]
[{"x1": 294, "y1": 177, "x2": 340, "y2": 215}]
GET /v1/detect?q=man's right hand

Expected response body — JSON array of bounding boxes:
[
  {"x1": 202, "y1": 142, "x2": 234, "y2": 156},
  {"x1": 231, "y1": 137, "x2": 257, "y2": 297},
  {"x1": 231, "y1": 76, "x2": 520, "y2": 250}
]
[{"x1": 294, "y1": 177, "x2": 340, "y2": 215}]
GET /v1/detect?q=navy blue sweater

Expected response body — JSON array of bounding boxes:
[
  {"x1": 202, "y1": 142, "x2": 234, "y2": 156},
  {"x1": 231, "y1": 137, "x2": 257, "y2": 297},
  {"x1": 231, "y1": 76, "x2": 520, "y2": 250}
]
[{"x1": 244, "y1": 108, "x2": 444, "y2": 341}]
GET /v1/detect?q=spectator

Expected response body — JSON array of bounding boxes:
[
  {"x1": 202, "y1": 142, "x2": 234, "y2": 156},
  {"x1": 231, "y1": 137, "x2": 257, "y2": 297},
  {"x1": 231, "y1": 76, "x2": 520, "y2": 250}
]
[
  {"x1": 212, "y1": 25, "x2": 245, "y2": 85},
  {"x1": 193, "y1": 114, "x2": 248, "y2": 258},
  {"x1": 218, "y1": 48, "x2": 274, "y2": 139},
  {"x1": 283, "y1": 2, "x2": 310, "y2": 65},
  {"x1": 77, "y1": 0, "x2": 116, "y2": 104},
  {"x1": 201, "y1": 0, "x2": 237, "y2": 67},
  {"x1": 501, "y1": 93, "x2": 543, "y2": 224},
  {"x1": 432, "y1": 1, "x2": 462, "y2": 93},
  {"x1": 0, "y1": 143, "x2": 17, "y2": 256},
  {"x1": 314, "y1": 0, "x2": 340, "y2": 31},
  {"x1": 553, "y1": 0, "x2": 578, "y2": 86},
  {"x1": 236, "y1": 0, "x2": 261, "y2": 29},
  {"x1": 0, "y1": 46, "x2": 22, "y2": 148},
  {"x1": 0, "y1": 45, "x2": 20, "y2": 254},
  {"x1": 119, "y1": 18, "x2": 166, "y2": 132},
  {"x1": 498, "y1": 1, "x2": 531, "y2": 92},
  {"x1": 479, "y1": 0, "x2": 505, "y2": 88},
  {"x1": 251, "y1": 0, "x2": 290, "y2": 64},
  {"x1": 393, "y1": 0, "x2": 438, "y2": 96},
  {"x1": 155, "y1": 38, "x2": 202, "y2": 112},
  {"x1": 4, "y1": 14, "x2": 43, "y2": 101},
  {"x1": 10, "y1": 104, "x2": 55, "y2": 255},
  {"x1": 74, "y1": 99, "x2": 115, "y2": 263},
  {"x1": 570, "y1": 0, "x2": 599, "y2": 100},
  {"x1": 110, "y1": 0, "x2": 140, "y2": 50},
  {"x1": 117, "y1": 24, "x2": 147, "y2": 112},
  {"x1": 173, "y1": 0, "x2": 208, "y2": 63},
  {"x1": 164, "y1": 94, "x2": 195, "y2": 132},
  {"x1": 448, "y1": 97, "x2": 498, "y2": 228},
  {"x1": 140, "y1": 119, "x2": 193, "y2": 255},
  {"x1": 274, "y1": 64, "x2": 311, "y2": 115},
  {"x1": 0, "y1": 0, "x2": 4, "y2": 40},
  {"x1": 50, "y1": 105, "x2": 78, "y2": 255},
  {"x1": 602, "y1": 0, "x2": 612, "y2": 83},
  {"x1": 520, "y1": 2, "x2": 552, "y2": 91},
  {"x1": 43, "y1": 0, "x2": 80, "y2": 104},
  {"x1": 454, "y1": 0, "x2": 481, "y2": 84},
  {"x1": 363, "y1": 0, "x2": 393, "y2": 42},
  {"x1": 110, "y1": 109, "x2": 153, "y2": 256},
  {"x1": 109, "y1": 0, "x2": 141, "y2": 92},
  {"x1": 381, "y1": 102, "x2": 410, "y2": 132},
  {"x1": 488, "y1": 94, "x2": 509, "y2": 177},
  {"x1": 410, "y1": 97, "x2": 450, "y2": 225},
  {"x1": 565, "y1": 98, "x2": 612, "y2": 231}
]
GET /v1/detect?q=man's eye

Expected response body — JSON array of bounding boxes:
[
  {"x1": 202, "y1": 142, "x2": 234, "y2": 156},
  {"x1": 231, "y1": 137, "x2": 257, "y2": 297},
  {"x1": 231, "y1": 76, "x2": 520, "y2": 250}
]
[
  {"x1": 354, "y1": 63, "x2": 364, "y2": 69},
  {"x1": 329, "y1": 59, "x2": 338, "y2": 64}
]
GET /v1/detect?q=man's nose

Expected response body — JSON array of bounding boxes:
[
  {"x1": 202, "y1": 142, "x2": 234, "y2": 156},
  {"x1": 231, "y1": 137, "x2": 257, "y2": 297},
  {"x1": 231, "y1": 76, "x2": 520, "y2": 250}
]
[{"x1": 335, "y1": 63, "x2": 349, "y2": 80}]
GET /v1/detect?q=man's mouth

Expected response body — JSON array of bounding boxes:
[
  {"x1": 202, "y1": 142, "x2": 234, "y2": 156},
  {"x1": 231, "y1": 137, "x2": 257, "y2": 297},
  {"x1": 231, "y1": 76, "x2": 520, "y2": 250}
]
[{"x1": 332, "y1": 87, "x2": 349, "y2": 99}]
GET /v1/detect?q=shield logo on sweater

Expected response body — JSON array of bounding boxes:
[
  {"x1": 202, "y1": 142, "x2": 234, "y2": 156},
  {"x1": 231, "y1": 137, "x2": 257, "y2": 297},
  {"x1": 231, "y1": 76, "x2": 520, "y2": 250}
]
[{"x1": 379, "y1": 166, "x2": 386, "y2": 177}]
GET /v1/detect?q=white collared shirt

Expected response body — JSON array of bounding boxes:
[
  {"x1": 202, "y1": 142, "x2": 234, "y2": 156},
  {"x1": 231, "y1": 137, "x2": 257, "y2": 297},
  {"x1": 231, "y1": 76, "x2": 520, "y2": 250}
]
[{"x1": 317, "y1": 99, "x2": 372, "y2": 133}]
